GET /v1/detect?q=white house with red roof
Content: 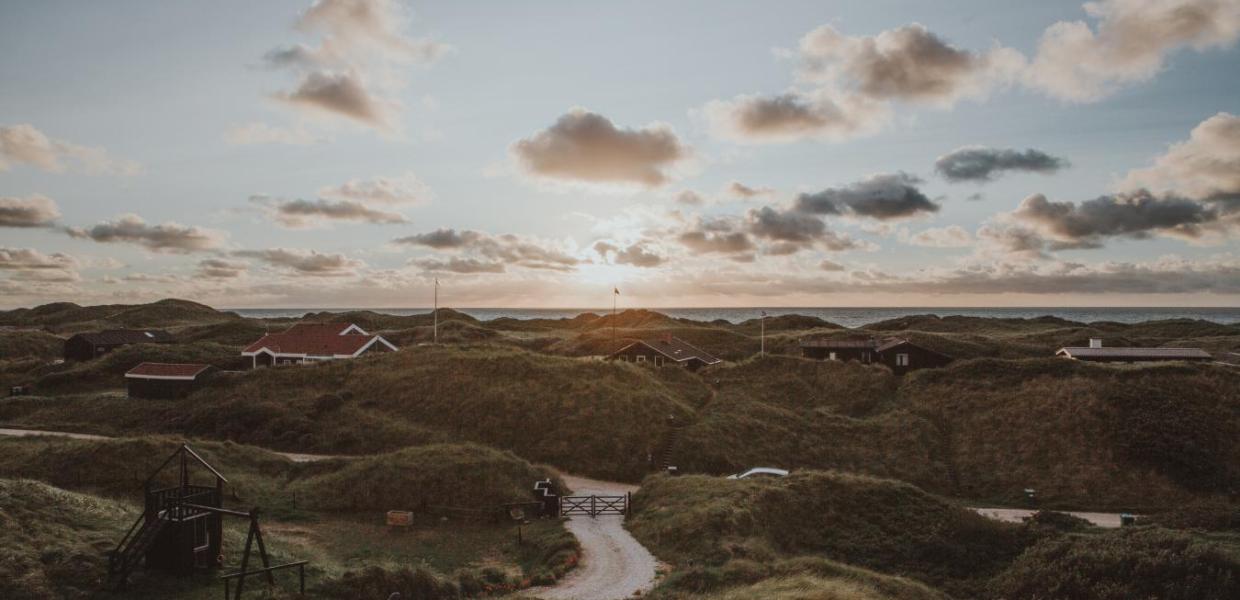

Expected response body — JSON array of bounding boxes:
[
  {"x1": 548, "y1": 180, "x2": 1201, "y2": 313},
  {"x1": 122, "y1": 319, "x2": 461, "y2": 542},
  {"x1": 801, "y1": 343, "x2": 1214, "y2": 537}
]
[{"x1": 241, "y1": 322, "x2": 397, "y2": 369}]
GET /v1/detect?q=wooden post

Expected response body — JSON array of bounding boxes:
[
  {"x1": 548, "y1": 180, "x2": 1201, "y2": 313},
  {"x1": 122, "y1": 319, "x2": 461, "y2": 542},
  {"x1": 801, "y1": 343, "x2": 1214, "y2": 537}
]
[
  {"x1": 591, "y1": 495, "x2": 597, "y2": 518},
  {"x1": 234, "y1": 519, "x2": 255, "y2": 600},
  {"x1": 251, "y1": 512, "x2": 275, "y2": 586}
]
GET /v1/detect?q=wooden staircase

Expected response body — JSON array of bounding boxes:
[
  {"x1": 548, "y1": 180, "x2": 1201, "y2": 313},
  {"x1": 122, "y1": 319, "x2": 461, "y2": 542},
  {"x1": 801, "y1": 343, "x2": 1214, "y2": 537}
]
[
  {"x1": 654, "y1": 421, "x2": 686, "y2": 471},
  {"x1": 106, "y1": 512, "x2": 166, "y2": 589}
]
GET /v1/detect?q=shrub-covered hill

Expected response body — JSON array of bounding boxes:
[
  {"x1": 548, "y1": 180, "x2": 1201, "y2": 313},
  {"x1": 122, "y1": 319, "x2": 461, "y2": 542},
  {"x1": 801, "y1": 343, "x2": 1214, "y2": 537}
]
[
  {"x1": 29, "y1": 341, "x2": 249, "y2": 395},
  {"x1": 195, "y1": 345, "x2": 697, "y2": 480},
  {"x1": 0, "y1": 329, "x2": 63, "y2": 361},
  {"x1": 0, "y1": 346, "x2": 701, "y2": 481},
  {"x1": 668, "y1": 357, "x2": 946, "y2": 490},
  {"x1": 989, "y1": 527, "x2": 1240, "y2": 600},
  {"x1": 0, "y1": 436, "x2": 563, "y2": 517},
  {"x1": 0, "y1": 478, "x2": 132, "y2": 600},
  {"x1": 291, "y1": 443, "x2": 563, "y2": 511},
  {"x1": 905, "y1": 358, "x2": 1240, "y2": 511},
  {"x1": 629, "y1": 471, "x2": 1022, "y2": 598},
  {"x1": 0, "y1": 298, "x2": 237, "y2": 334}
]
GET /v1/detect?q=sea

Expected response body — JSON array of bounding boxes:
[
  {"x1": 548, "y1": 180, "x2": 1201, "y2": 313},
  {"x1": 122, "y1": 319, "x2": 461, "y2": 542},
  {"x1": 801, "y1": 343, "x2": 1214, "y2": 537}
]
[{"x1": 228, "y1": 307, "x2": 1240, "y2": 328}]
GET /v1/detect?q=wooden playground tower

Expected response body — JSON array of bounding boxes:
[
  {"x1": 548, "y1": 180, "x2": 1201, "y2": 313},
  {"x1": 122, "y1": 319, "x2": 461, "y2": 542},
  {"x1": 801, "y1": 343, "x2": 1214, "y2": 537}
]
[{"x1": 107, "y1": 444, "x2": 307, "y2": 598}]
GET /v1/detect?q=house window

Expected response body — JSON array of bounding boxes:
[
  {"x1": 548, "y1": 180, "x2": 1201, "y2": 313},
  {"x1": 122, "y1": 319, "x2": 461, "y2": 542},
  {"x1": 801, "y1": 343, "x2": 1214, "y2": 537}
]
[
  {"x1": 655, "y1": 356, "x2": 664, "y2": 367},
  {"x1": 636, "y1": 355, "x2": 646, "y2": 363},
  {"x1": 896, "y1": 353, "x2": 910, "y2": 367},
  {"x1": 828, "y1": 352, "x2": 837, "y2": 361}
]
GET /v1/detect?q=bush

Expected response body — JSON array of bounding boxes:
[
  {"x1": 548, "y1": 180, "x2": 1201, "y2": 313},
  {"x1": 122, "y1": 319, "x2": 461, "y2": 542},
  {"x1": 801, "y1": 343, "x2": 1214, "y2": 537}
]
[{"x1": 989, "y1": 528, "x2": 1240, "y2": 600}]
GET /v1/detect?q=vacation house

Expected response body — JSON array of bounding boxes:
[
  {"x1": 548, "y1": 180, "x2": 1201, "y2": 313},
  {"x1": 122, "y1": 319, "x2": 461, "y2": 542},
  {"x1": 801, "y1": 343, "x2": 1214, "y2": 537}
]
[
  {"x1": 1055, "y1": 338, "x2": 1213, "y2": 363},
  {"x1": 64, "y1": 329, "x2": 175, "y2": 361},
  {"x1": 125, "y1": 362, "x2": 215, "y2": 399},
  {"x1": 241, "y1": 322, "x2": 397, "y2": 368},
  {"x1": 800, "y1": 337, "x2": 952, "y2": 375},
  {"x1": 608, "y1": 335, "x2": 722, "y2": 371}
]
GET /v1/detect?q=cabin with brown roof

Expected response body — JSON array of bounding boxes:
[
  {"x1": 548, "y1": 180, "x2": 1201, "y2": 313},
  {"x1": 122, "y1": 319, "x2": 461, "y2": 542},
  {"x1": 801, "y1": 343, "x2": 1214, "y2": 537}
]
[
  {"x1": 608, "y1": 335, "x2": 721, "y2": 371},
  {"x1": 1056, "y1": 338, "x2": 1213, "y2": 363},
  {"x1": 800, "y1": 336, "x2": 952, "y2": 375},
  {"x1": 241, "y1": 322, "x2": 396, "y2": 369},
  {"x1": 64, "y1": 329, "x2": 175, "y2": 361},
  {"x1": 125, "y1": 363, "x2": 215, "y2": 399}
]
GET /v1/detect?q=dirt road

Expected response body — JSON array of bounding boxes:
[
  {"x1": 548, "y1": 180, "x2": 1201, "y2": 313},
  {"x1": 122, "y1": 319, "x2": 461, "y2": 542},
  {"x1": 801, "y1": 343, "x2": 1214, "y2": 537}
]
[
  {"x1": 532, "y1": 474, "x2": 659, "y2": 600},
  {"x1": 971, "y1": 507, "x2": 1127, "y2": 528}
]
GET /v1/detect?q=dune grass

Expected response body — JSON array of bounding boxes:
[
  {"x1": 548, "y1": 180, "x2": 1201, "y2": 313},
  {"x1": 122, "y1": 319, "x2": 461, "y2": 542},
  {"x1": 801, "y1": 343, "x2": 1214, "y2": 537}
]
[
  {"x1": 904, "y1": 358, "x2": 1240, "y2": 510},
  {"x1": 989, "y1": 527, "x2": 1240, "y2": 600},
  {"x1": 629, "y1": 470, "x2": 1022, "y2": 597}
]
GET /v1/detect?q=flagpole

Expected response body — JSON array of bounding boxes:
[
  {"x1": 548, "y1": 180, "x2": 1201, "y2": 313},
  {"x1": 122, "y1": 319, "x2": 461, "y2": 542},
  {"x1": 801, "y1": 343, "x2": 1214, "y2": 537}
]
[
  {"x1": 612, "y1": 286, "x2": 617, "y2": 350},
  {"x1": 433, "y1": 279, "x2": 439, "y2": 345},
  {"x1": 760, "y1": 310, "x2": 766, "y2": 357}
]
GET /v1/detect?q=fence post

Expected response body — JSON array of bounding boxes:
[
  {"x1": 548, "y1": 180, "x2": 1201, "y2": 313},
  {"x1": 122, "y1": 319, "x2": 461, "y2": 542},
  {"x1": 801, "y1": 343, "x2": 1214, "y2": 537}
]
[
  {"x1": 591, "y1": 495, "x2": 597, "y2": 518},
  {"x1": 626, "y1": 492, "x2": 631, "y2": 519}
]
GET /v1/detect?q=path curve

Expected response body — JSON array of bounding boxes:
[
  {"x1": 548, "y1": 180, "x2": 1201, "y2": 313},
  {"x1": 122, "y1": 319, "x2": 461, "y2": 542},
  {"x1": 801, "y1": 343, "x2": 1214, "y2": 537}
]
[
  {"x1": 970, "y1": 507, "x2": 1126, "y2": 528},
  {"x1": 531, "y1": 474, "x2": 659, "y2": 600}
]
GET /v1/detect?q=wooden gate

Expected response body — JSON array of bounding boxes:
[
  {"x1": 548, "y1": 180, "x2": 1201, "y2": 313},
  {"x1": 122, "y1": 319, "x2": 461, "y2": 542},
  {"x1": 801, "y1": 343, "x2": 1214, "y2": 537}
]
[{"x1": 559, "y1": 494, "x2": 628, "y2": 517}]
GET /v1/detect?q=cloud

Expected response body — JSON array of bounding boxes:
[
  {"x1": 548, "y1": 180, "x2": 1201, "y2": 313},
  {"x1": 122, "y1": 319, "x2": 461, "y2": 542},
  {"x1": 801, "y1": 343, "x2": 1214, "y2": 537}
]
[
  {"x1": 0, "y1": 194, "x2": 61, "y2": 228},
  {"x1": 675, "y1": 190, "x2": 705, "y2": 206},
  {"x1": 976, "y1": 224, "x2": 1052, "y2": 260},
  {"x1": 394, "y1": 228, "x2": 581, "y2": 271},
  {"x1": 1027, "y1": 0, "x2": 1240, "y2": 102},
  {"x1": 676, "y1": 221, "x2": 757, "y2": 257},
  {"x1": 409, "y1": 257, "x2": 505, "y2": 274},
  {"x1": 819, "y1": 259, "x2": 846, "y2": 272},
  {"x1": 275, "y1": 71, "x2": 395, "y2": 128},
  {"x1": 0, "y1": 124, "x2": 140, "y2": 175},
  {"x1": 1120, "y1": 112, "x2": 1240, "y2": 202},
  {"x1": 197, "y1": 258, "x2": 249, "y2": 279},
  {"x1": 66, "y1": 214, "x2": 226, "y2": 253},
  {"x1": 262, "y1": 0, "x2": 451, "y2": 133},
  {"x1": 726, "y1": 181, "x2": 774, "y2": 199},
  {"x1": 0, "y1": 247, "x2": 77, "y2": 271},
  {"x1": 746, "y1": 206, "x2": 864, "y2": 251},
  {"x1": 935, "y1": 146, "x2": 1069, "y2": 182},
  {"x1": 593, "y1": 240, "x2": 665, "y2": 268},
  {"x1": 318, "y1": 171, "x2": 430, "y2": 205},
  {"x1": 234, "y1": 248, "x2": 364, "y2": 276},
  {"x1": 702, "y1": 91, "x2": 888, "y2": 143},
  {"x1": 794, "y1": 172, "x2": 940, "y2": 220},
  {"x1": 251, "y1": 195, "x2": 407, "y2": 228},
  {"x1": 1010, "y1": 191, "x2": 1223, "y2": 247},
  {"x1": 511, "y1": 108, "x2": 691, "y2": 187},
  {"x1": 900, "y1": 225, "x2": 974, "y2": 248},
  {"x1": 797, "y1": 23, "x2": 1025, "y2": 106},
  {"x1": 224, "y1": 122, "x2": 319, "y2": 145}
]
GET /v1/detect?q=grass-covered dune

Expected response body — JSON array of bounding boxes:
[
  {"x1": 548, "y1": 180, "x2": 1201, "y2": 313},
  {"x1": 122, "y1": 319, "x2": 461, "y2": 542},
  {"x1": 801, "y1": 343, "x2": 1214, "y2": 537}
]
[
  {"x1": 905, "y1": 358, "x2": 1240, "y2": 511},
  {"x1": 0, "y1": 478, "x2": 132, "y2": 600},
  {"x1": 989, "y1": 527, "x2": 1240, "y2": 600},
  {"x1": 0, "y1": 346, "x2": 699, "y2": 481},
  {"x1": 629, "y1": 471, "x2": 1022, "y2": 598},
  {"x1": 200, "y1": 345, "x2": 695, "y2": 480},
  {"x1": 669, "y1": 357, "x2": 946, "y2": 489},
  {"x1": 0, "y1": 329, "x2": 63, "y2": 361},
  {"x1": 291, "y1": 443, "x2": 563, "y2": 512},
  {"x1": 0, "y1": 298, "x2": 238, "y2": 334}
]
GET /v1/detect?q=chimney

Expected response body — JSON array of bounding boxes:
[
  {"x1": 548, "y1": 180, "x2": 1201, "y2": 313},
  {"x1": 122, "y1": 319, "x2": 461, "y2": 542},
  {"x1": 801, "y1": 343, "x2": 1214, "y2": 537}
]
[{"x1": 1089, "y1": 338, "x2": 1102, "y2": 349}]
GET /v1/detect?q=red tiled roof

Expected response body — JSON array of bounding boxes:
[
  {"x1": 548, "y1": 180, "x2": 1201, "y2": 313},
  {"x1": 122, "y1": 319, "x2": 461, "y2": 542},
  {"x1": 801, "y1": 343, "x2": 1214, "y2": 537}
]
[
  {"x1": 243, "y1": 333, "x2": 388, "y2": 357},
  {"x1": 282, "y1": 322, "x2": 363, "y2": 336},
  {"x1": 126, "y1": 362, "x2": 211, "y2": 379}
]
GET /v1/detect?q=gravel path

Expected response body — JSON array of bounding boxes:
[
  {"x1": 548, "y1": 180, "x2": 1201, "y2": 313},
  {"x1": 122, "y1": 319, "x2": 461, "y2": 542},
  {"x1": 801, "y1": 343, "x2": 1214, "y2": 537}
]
[
  {"x1": 972, "y1": 507, "x2": 1126, "y2": 528},
  {"x1": 532, "y1": 474, "x2": 659, "y2": 600}
]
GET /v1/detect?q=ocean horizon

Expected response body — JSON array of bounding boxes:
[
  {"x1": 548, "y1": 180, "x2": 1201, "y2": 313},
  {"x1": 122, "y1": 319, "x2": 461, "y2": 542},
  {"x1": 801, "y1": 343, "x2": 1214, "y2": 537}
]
[{"x1": 229, "y1": 306, "x2": 1240, "y2": 328}]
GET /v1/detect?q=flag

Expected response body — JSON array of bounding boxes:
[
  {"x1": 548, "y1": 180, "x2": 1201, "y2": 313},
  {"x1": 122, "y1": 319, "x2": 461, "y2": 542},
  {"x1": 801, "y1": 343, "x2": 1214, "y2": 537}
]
[
  {"x1": 614, "y1": 287, "x2": 620, "y2": 295},
  {"x1": 761, "y1": 310, "x2": 767, "y2": 317}
]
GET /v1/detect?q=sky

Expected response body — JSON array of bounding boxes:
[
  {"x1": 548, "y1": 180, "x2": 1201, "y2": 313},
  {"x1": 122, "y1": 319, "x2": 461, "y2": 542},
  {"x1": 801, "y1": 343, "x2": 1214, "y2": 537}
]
[{"x1": 1, "y1": 0, "x2": 1239, "y2": 309}]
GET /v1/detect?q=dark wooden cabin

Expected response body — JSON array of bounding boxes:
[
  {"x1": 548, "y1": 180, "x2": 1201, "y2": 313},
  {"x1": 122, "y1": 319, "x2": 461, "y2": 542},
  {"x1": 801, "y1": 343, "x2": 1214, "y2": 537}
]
[
  {"x1": 608, "y1": 335, "x2": 722, "y2": 371},
  {"x1": 125, "y1": 363, "x2": 215, "y2": 399},
  {"x1": 799, "y1": 337, "x2": 952, "y2": 375},
  {"x1": 64, "y1": 329, "x2": 174, "y2": 361}
]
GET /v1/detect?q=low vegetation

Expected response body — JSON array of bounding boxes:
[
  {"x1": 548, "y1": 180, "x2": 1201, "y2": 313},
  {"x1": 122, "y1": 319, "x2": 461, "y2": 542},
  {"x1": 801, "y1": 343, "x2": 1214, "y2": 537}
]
[{"x1": 629, "y1": 471, "x2": 1023, "y2": 597}]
